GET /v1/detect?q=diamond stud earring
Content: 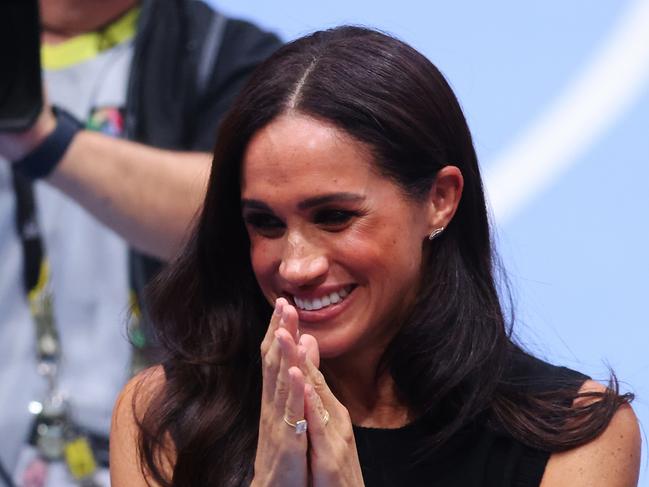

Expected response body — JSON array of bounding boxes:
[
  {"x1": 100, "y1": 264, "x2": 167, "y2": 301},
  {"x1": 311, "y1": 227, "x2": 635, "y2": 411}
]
[{"x1": 428, "y1": 227, "x2": 445, "y2": 241}]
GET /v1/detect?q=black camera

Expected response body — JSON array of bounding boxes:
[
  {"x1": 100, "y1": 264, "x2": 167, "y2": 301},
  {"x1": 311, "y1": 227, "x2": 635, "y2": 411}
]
[{"x1": 0, "y1": 0, "x2": 43, "y2": 131}]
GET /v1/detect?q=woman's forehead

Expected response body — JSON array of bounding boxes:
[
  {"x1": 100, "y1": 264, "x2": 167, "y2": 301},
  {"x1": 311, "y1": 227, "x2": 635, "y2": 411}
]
[{"x1": 240, "y1": 113, "x2": 377, "y2": 195}]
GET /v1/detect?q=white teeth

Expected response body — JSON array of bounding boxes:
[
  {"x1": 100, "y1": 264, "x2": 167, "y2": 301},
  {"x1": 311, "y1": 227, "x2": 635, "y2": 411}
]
[{"x1": 293, "y1": 287, "x2": 352, "y2": 311}]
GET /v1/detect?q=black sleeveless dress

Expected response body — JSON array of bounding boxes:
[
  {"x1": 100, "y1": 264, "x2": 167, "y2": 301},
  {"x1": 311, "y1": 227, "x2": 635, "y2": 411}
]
[{"x1": 353, "y1": 353, "x2": 588, "y2": 487}]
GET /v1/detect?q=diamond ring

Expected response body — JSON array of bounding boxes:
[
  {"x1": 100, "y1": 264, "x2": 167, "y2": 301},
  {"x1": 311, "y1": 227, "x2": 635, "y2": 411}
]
[{"x1": 284, "y1": 416, "x2": 308, "y2": 434}]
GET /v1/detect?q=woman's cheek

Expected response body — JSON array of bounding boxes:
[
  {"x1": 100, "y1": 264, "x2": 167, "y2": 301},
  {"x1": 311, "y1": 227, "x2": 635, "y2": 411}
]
[{"x1": 250, "y1": 240, "x2": 276, "y2": 284}]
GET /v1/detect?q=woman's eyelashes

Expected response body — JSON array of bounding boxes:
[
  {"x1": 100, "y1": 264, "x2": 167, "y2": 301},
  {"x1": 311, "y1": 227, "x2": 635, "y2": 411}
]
[
  {"x1": 312, "y1": 208, "x2": 360, "y2": 229},
  {"x1": 243, "y1": 207, "x2": 363, "y2": 237},
  {"x1": 243, "y1": 212, "x2": 285, "y2": 238}
]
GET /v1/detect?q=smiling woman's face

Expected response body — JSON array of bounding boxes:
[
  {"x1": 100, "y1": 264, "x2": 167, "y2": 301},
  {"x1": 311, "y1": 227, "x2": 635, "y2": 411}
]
[{"x1": 241, "y1": 113, "x2": 432, "y2": 360}]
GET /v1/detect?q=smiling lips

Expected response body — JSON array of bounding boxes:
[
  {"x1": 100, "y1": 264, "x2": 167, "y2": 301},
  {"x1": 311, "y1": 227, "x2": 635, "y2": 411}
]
[{"x1": 293, "y1": 285, "x2": 354, "y2": 311}]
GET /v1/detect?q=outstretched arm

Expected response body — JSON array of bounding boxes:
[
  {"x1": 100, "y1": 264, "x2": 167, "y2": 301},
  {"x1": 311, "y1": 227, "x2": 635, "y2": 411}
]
[
  {"x1": 47, "y1": 129, "x2": 211, "y2": 260},
  {"x1": 1, "y1": 108, "x2": 210, "y2": 260}
]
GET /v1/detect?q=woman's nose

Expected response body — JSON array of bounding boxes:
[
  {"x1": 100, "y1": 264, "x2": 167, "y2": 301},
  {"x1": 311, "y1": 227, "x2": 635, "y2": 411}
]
[{"x1": 278, "y1": 234, "x2": 328, "y2": 287}]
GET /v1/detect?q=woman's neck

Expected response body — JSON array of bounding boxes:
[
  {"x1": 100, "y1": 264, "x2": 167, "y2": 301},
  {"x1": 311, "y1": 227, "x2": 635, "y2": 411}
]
[
  {"x1": 40, "y1": 0, "x2": 139, "y2": 44},
  {"x1": 322, "y1": 350, "x2": 411, "y2": 429}
]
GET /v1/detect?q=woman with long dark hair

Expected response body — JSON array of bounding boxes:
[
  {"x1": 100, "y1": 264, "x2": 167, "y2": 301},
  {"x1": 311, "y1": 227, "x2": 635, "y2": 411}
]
[{"x1": 110, "y1": 26, "x2": 640, "y2": 486}]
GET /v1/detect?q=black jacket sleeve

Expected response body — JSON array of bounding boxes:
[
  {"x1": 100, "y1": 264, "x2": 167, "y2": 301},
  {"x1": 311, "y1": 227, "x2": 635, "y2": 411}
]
[
  {"x1": 127, "y1": 0, "x2": 282, "y2": 307},
  {"x1": 188, "y1": 16, "x2": 282, "y2": 151}
]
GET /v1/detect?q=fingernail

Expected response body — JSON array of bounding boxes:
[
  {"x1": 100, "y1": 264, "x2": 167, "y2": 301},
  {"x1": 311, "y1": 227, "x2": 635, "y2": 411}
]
[{"x1": 274, "y1": 299, "x2": 284, "y2": 315}]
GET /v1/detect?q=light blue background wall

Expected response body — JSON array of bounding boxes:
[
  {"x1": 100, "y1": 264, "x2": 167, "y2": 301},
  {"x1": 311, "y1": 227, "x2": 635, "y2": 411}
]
[{"x1": 209, "y1": 0, "x2": 649, "y2": 482}]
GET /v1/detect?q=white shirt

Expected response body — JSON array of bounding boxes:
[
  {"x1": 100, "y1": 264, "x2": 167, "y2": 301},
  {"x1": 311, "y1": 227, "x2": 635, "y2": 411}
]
[{"x1": 0, "y1": 39, "x2": 134, "y2": 477}]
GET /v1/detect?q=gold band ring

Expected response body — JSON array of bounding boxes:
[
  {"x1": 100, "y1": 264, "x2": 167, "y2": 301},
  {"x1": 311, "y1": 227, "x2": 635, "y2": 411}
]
[{"x1": 322, "y1": 409, "x2": 330, "y2": 426}]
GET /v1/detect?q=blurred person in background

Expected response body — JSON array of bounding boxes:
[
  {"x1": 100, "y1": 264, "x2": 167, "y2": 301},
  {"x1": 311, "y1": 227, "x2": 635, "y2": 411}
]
[{"x1": 0, "y1": 0, "x2": 280, "y2": 484}]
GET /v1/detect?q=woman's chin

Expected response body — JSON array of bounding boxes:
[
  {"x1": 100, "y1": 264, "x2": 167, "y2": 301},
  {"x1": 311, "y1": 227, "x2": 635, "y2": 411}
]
[
  {"x1": 299, "y1": 330, "x2": 344, "y2": 358},
  {"x1": 308, "y1": 334, "x2": 358, "y2": 362}
]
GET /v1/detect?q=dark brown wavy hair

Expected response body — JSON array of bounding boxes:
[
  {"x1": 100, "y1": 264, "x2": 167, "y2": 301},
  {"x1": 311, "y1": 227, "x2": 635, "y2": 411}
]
[{"x1": 136, "y1": 26, "x2": 632, "y2": 486}]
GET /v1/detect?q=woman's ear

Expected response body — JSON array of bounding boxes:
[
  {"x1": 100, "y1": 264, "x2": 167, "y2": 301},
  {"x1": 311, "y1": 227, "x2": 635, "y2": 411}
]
[{"x1": 426, "y1": 165, "x2": 463, "y2": 235}]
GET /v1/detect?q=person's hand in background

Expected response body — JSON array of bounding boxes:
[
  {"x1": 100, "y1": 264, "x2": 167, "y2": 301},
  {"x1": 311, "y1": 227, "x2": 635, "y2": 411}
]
[{"x1": 0, "y1": 94, "x2": 56, "y2": 161}]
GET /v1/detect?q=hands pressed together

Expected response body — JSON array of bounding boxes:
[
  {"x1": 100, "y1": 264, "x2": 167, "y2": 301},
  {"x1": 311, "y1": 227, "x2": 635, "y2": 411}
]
[{"x1": 253, "y1": 298, "x2": 365, "y2": 487}]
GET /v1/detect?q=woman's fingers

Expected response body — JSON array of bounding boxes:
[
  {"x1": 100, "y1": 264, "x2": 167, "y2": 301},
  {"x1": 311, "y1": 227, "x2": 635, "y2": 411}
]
[
  {"x1": 258, "y1": 305, "x2": 362, "y2": 487},
  {"x1": 304, "y1": 379, "x2": 364, "y2": 487},
  {"x1": 276, "y1": 327, "x2": 299, "y2": 366},
  {"x1": 281, "y1": 302, "x2": 300, "y2": 342},
  {"x1": 261, "y1": 334, "x2": 282, "y2": 403},
  {"x1": 255, "y1": 301, "x2": 309, "y2": 486},
  {"x1": 304, "y1": 377, "x2": 363, "y2": 487},
  {"x1": 298, "y1": 344, "x2": 339, "y2": 417},
  {"x1": 284, "y1": 367, "x2": 307, "y2": 433},
  {"x1": 304, "y1": 382, "x2": 330, "y2": 438},
  {"x1": 260, "y1": 298, "x2": 286, "y2": 356},
  {"x1": 255, "y1": 362, "x2": 309, "y2": 487},
  {"x1": 273, "y1": 327, "x2": 300, "y2": 410},
  {"x1": 261, "y1": 299, "x2": 297, "y2": 404},
  {"x1": 298, "y1": 333, "x2": 320, "y2": 368}
]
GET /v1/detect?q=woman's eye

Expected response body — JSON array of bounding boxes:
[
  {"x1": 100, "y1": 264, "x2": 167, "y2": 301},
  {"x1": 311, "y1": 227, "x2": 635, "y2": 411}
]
[
  {"x1": 313, "y1": 209, "x2": 357, "y2": 228},
  {"x1": 243, "y1": 213, "x2": 285, "y2": 237}
]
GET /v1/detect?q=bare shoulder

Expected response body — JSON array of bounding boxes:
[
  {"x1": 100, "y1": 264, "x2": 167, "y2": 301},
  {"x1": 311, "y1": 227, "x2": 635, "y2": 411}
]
[
  {"x1": 540, "y1": 380, "x2": 641, "y2": 487},
  {"x1": 110, "y1": 365, "x2": 168, "y2": 487}
]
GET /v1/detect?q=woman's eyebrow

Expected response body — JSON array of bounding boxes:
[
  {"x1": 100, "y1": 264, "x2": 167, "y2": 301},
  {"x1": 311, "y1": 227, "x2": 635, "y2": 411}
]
[
  {"x1": 241, "y1": 199, "x2": 272, "y2": 211},
  {"x1": 241, "y1": 193, "x2": 365, "y2": 212},
  {"x1": 297, "y1": 193, "x2": 365, "y2": 210}
]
